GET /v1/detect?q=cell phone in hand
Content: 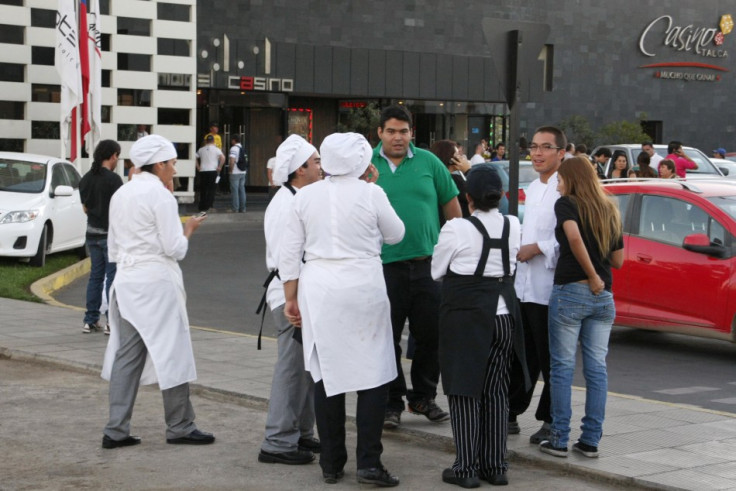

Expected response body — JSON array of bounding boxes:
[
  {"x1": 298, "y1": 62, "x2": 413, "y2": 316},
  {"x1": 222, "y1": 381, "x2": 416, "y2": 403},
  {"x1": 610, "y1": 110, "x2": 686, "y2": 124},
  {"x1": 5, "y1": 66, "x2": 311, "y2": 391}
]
[{"x1": 195, "y1": 211, "x2": 207, "y2": 218}]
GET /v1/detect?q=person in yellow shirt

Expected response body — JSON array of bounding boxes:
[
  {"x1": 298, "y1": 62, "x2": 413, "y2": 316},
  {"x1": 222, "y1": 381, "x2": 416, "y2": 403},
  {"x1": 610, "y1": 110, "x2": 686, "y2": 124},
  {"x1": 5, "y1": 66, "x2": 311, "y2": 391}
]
[{"x1": 204, "y1": 122, "x2": 222, "y2": 150}]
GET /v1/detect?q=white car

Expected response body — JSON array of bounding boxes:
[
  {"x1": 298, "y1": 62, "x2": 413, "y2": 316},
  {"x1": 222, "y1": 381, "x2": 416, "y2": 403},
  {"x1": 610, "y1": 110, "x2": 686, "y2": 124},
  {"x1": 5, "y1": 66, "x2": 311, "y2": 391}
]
[{"x1": 0, "y1": 152, "x2": 87, "y2": 266}]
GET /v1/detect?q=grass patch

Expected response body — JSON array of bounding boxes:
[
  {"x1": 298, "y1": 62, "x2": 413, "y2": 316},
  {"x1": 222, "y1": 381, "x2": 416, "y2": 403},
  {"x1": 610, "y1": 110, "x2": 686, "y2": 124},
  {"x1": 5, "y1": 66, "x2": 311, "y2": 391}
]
[{"x1": 0, "y1": 252, "x2": 81, "y2": 302}]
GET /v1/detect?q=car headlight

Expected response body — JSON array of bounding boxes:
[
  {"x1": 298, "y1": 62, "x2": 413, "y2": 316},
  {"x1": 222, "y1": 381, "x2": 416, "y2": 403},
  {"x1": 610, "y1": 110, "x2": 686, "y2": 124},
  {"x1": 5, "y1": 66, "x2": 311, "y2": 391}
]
[{"x1": 0, "y1": 210, "x2": 40, "y2": 224}]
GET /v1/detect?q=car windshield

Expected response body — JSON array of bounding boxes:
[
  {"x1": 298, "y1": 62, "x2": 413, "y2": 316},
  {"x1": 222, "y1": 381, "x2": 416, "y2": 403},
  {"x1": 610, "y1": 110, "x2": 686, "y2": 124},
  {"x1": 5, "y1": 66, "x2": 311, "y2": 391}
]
[
  {"x1": 654, "y1": 148, "x2": 721, "y2": 175},
  {"x1": 0, "y1": 159, "x2": 47, "y2": 193},
  {"x1": 707, "y1": 195, "x2": 736, "y2": 221},
  {"x1": 492, "y1": 161, "x2": 538, "y2": 186}
]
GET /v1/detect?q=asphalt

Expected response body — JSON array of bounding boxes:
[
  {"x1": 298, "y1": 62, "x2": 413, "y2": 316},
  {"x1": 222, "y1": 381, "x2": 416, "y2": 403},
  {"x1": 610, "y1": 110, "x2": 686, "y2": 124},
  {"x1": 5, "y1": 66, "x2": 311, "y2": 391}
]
[{"x1": 2, "y1": 196, "x2": 736, "y2": 490}]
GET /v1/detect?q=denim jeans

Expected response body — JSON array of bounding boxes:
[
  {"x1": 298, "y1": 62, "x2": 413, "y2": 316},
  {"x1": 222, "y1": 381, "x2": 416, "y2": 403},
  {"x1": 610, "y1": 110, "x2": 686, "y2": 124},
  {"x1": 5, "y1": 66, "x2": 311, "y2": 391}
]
[
  {"x1": 230, "y1": 172, "x2": 246, "y2": 212},
  {"x1": 84, "y1": 237, "x2": 116, "y2": 325},
  {"x1": 548, "y1": 282, "x2": 614, "y2": 448}
]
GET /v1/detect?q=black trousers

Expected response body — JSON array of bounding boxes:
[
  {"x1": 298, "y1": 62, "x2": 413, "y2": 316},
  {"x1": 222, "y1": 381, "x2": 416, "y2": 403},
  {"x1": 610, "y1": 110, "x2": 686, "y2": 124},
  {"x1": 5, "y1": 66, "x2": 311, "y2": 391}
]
[
  {"x1": 508, "y1": 302, "x2": 551, "y2": 423},
  {"x1": 383, "y1": 259, "x2": 441, "y2": 412},
  {"x1": 198, "y1": 171, "x2": 217, "y2": 211},
  {"x1": 448, "y1": 314, "x2": 514, "y2": 477},
  {"x1": 314, "y1": 381, "x2": 388, "y2": 473}
]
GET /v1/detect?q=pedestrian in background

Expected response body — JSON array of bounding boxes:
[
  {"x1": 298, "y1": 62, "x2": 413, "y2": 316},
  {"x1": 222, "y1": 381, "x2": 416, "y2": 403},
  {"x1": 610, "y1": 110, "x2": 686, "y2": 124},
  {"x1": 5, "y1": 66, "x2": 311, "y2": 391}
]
[
  {"x1": 228, "y1": 135, "x2": 247, "y2": 213},
  {"x1": 195, "y1": 134, "x2": 224, "y2": 212},
  {"x1": 79, "y1": 139, "x2": 123, "y2": 335},
  {"x1": 540, "y1": 157, "x2": 623, "y2": 459},
  {"x1": 280, "y1": 132, "x2": 404, "y2": 486},
  {"x1": 101, "y1": 135, "x2": 213, "y2": 449},
  {"x1": 432, "y1": 165, "x2": 523, "y2": 488}
]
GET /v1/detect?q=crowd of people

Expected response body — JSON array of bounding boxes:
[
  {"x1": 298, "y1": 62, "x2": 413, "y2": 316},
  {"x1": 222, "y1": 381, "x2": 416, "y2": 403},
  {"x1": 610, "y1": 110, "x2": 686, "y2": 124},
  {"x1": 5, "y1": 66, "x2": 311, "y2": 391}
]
[{"x1": 82, "y1": 107, "x2": 631, "y2": 488}]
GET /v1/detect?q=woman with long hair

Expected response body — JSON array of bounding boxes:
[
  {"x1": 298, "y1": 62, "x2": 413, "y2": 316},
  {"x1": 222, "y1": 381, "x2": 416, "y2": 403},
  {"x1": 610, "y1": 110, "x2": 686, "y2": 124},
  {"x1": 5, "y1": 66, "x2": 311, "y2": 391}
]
[
  {"x1": 539, "y1": 157, "x2": 624, "y2": 460},
  {"x1": 636, "y1": 151, "x2": 657, "y2": 178},
  {"x1": 606, "y1": 150, "x2": 632, "y2": 179}
]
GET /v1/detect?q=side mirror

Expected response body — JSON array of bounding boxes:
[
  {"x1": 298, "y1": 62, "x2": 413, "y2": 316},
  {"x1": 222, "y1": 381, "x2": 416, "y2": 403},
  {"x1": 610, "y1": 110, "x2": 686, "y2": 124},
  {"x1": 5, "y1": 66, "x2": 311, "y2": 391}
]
[
  {"x1": 683, "y1": 233, "x2": 726, "y2": 258},
  {"x1": 51, "y1": 185, "x2": 74, "y2": 197},
  {"x1": 719, "y1": 166, "x2": 730, "y2": 176}
]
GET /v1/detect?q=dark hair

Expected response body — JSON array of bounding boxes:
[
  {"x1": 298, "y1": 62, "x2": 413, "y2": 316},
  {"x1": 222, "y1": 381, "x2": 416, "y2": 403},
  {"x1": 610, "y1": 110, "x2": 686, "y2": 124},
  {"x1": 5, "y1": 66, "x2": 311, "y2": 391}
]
[
  {"x1": 91, "y1": 139, "x2": 121, "y2": 174},
  {"x1": 495, "y1": 142, "x2": 505, "y2": 150},
  {"x1": 642, "y1": 141, "x2": 655, "y2": 147},
  {"x1": 667, "y1": 140, "x2": 682, "y2": 154},
  {"x1": 659, "y1": 159, "x2": 676, "y2": 175},
  {"x1": 637, "y1": 151, "x2": 650, "y2": 166},
  {"x1": 287, "y1": 162, "x2": 309, "y2": 184},
  {"x1": 533, "y1": 126, "x2": 567, "y2": 150},
  {"x1": 430, "y1": 140, "x2": 457, "y2": 167},
  {"x1": 607, "y1": 150, "x2": 630, "y2": 178},
  {"x1": 379, "y1": 104, "x2": 412, "y2": 128},
  {"x1": 140, "y1": 164, "x2": 156, "y2": 174},
  {"x1": 637, "y1": 151, "x2": 657, "y2": 178},
  {"x1": 468, "y1": 189, "x2": 501, "y2": 211},
  {"x1": 575, "y1": 143, "x2": 588, "y2": 154},
  {"x1": 231, "y1": 134, "x2": 241, "y2": 143},
  {"x1": 593, "y1": 147, "x2": 611, "y2": 158},
  {"x1": 566, "y1": 143, "x2": 575, "y2": 152}
]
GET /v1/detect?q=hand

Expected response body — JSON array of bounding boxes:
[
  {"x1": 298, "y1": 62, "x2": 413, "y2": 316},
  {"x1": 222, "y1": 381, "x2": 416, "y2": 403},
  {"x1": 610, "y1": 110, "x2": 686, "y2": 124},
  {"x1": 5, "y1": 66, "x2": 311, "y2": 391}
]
[
  {"x1": 183, "y1": 214, "x2": 206, "y2": 238},
  {"x1": 284, "y1": 299, "x2": 302, "y2": 327},
  {"x1": 588, "y1": 274, "x2": 605, "y2": 295},
  {"x1": 360, "y1": 164, "x2": 379, "y2": 183},
  {"x1": 517, "y1": 243, "x2": 541, "y2": 262},
  {"x1": 450, "y1": 154, "x2": 471, "y2": 174}
]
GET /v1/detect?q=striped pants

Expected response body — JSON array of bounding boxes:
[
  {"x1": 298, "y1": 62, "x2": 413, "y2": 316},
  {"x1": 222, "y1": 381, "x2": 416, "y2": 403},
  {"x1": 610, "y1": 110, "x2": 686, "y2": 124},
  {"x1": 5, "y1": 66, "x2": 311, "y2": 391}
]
[{"x1": 448, "y1": 314, "x2": 514, "y2": 478}]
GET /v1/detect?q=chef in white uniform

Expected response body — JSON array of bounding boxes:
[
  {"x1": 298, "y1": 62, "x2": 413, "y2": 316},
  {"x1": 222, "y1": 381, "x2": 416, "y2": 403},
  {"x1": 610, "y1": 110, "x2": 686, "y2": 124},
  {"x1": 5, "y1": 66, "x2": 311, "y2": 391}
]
[
  {"x1": 101, "y1": 135, "x2": 214, "y2": 449},
  {"x1": 279, "y1": 132, "x2": 405, "y2": 486}
]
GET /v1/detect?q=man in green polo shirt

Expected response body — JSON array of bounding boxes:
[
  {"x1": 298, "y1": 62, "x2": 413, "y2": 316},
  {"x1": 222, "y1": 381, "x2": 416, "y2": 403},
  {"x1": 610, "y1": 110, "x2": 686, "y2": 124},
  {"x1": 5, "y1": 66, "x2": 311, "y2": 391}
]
[{"x1": 373, "y1": 105, "x2": 461, "y2": 429}]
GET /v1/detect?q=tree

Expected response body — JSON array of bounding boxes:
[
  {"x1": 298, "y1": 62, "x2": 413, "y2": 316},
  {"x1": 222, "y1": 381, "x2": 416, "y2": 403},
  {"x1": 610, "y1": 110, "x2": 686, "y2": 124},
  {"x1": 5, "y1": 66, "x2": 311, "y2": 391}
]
[
  {"x1": 596, "y1": 118, "x2": 651, "y2": 145},
  {"x1": 557, "y1": 115, "x2": 595, "y2": 149},
  {"x1": 336, "y1": 102, "x2": 381, "y2": 144}
]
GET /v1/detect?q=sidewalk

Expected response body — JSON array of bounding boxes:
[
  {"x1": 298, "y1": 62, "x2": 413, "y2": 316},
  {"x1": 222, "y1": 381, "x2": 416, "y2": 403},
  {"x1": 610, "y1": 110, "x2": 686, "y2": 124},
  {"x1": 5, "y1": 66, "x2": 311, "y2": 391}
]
[{"x1": 3, "y1": 270, "x2": 736, "y2": 489}]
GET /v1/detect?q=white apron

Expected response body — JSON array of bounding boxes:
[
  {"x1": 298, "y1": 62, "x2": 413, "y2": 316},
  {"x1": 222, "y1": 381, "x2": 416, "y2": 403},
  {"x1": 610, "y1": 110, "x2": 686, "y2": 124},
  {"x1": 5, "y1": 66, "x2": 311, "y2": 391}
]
[
  {"x1": 300, "y1": 256, "x2": 397, "y2": 397},
  {"x1": 101, "y1": 253, "x2": 197, "y2": 390}
]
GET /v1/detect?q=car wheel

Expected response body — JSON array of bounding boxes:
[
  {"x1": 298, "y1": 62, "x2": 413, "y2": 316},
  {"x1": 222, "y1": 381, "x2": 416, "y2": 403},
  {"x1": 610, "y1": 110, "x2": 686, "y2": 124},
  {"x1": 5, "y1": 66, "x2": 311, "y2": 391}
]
[{"x1": 29, "y1": 225, "x2": 48, "y2": 267}]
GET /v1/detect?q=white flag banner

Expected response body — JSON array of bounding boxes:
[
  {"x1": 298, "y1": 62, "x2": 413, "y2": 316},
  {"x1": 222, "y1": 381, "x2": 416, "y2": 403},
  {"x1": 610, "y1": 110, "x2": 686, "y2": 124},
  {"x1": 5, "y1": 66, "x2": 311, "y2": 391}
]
[
  {"x1": 55, "y1": 0, "x2": 81, "y2": 157},
  {"x1": 86, "y1": 0, "x2": 102, "y2": 152}
]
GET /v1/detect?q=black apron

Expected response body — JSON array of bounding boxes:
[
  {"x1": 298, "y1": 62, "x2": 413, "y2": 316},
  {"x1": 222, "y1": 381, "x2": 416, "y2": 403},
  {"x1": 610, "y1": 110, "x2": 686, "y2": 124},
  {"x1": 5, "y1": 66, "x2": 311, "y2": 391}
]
[{"x1": 438, "y1": 215, "x2": 529, "y2": 398}]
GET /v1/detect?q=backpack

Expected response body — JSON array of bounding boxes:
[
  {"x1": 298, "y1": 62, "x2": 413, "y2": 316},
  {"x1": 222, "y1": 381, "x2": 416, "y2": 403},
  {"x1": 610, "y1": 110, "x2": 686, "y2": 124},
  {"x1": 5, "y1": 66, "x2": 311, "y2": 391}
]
[{"x1": 236, "y1": 144, "x2": 249, "y2": 171}]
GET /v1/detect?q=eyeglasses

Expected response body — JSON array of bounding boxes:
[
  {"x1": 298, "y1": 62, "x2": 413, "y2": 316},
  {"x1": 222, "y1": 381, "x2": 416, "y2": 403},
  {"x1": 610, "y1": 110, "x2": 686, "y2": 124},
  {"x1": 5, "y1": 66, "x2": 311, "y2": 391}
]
[{"x1": 529, "y1": 143, "x2": 562, "y2": 152}]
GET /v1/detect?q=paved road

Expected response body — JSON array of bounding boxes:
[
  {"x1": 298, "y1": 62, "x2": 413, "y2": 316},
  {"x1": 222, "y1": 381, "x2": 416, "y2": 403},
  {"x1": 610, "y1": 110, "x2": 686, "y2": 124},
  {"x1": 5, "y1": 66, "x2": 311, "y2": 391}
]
[
  {"x1": 53, "y1": 215, "x2": 736, "y2": 415},
  {"x1": 0, "y1": 357, "x2": 625, "y2": 490}
]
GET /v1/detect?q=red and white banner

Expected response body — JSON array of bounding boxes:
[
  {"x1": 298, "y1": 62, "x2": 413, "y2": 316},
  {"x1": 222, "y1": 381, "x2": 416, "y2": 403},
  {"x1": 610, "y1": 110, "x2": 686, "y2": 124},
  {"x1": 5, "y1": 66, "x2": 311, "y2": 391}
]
[
  {"x1": 55, "y1": 0, "x2": 82, "y2": 160},
  {"x1": 86, "y1": 0, "x2": 102, "y2": 152},
  {"x1": 74, "y1": 0, "x2": 91, "y2": 161}
]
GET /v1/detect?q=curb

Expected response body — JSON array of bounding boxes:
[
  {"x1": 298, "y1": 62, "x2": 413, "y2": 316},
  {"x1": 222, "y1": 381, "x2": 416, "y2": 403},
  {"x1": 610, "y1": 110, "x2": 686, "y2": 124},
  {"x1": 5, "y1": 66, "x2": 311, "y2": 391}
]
[{"x1": 30, "y1": 258, "x2": 90, "y2": 309}]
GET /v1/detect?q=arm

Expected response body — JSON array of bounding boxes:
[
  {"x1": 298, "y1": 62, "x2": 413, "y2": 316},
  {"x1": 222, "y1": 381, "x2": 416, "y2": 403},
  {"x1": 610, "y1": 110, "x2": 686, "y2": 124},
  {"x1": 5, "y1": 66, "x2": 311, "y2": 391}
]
[
  {"x1": 283, "y1": 279, "x2": 301, "y2": 327},
  {"x1": 217, "y1": 152, "x2": 225, "y2": 172},
  {"x1": 431, "y1": 223, "x2": 457, "y2": 280},
  {"x1": 442, "y1": 197, "x2": 462, "y2": 221},
  {"x1": 610, "y1": 247, "x2": 624, "y2": 269},
  {"x1": 267, "y1": 168, "x2": 274, "y2": 186},
  {"x1": 229, "y1": 154, "x2": 236, "y2": 174},
  {"x1": 562, "y1": 219, "x2": 604, "y2": 294}
]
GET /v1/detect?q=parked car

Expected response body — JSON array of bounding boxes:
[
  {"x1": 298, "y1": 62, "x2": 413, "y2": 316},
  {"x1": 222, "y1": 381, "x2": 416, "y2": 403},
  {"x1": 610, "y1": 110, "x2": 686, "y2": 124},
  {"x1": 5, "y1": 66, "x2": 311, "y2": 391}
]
[
  {"x1": 489, "y1": 160, "x2": 537, "y2": 222},
  {"x1": 0, "y1": 152, "x2": 87, "y2": 266},
  {"x1": 591, "y1": 144, "x2": 727, "y2": 177},
  {"x1": 604, "y1": 179, "x2": 736, "y2": 342},
  {"x1": 710, "y1": 157, "x2": 736, "y2": 177}
]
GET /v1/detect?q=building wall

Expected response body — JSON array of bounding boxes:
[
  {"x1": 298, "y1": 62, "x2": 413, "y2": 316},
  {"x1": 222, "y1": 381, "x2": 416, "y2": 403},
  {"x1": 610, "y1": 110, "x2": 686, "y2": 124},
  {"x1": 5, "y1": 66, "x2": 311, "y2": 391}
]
[
  {"x1": 198, "y1": 1, "x2": 736, "y2": 151},
  {"x1": 0, "y1": 0, "x2": 197, "y2": 201}
]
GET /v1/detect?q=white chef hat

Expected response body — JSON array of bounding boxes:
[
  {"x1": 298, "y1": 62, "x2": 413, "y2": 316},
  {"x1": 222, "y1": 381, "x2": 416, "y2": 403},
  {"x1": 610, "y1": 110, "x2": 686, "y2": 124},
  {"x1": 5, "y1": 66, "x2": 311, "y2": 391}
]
[
  {"x1": 272, "y1": 135, "x2": 318, "y2": 184},
  {"x1": 319, "y1": 132, "x2": 372, "y2": 178},
  {"x1": 129, "y1": 134, "x2": 177, "y2": 168}
]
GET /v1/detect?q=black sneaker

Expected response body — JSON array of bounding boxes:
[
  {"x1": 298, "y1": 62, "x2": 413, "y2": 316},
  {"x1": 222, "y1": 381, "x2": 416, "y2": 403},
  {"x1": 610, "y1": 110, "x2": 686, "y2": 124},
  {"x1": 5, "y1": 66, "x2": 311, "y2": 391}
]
[
  {"x1": 539, "y1": 440, "x2": 568, "y2": 458},
  {"x1": 572, "y1": 441, "x2": 599, "y2": 458},
  {"x1": 408, "y1": 399, "x2": 450, "y2": 422},
  {"x1": 529, "y1": 422, "x2": 551, "y2": 444},
  {"x1": 298, "y1": 436, "x2": 321, "y2": 453},
  {"x1": 356, "y1": 465, "x2": 399, "y2": 487},
  {"x1": 323, "y1": 469, "x2": 344, "y2": 484},
  {"x1": 383, "y1": 411, "x2": 401, "y2": 429},
  {"x1": 507, "y1": 421, "x2": 520, "y2": 435}
]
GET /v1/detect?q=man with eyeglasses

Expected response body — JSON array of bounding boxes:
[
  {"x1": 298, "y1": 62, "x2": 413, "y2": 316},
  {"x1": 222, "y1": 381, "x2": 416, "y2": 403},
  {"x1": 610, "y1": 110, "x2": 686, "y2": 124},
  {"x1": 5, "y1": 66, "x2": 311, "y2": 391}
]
[
  {"x1": 372, "y1": 104, "x2": 461, "y2": 430},
  {"x1": 508, "y1": 126, "x2": 566, "y2": 445}
]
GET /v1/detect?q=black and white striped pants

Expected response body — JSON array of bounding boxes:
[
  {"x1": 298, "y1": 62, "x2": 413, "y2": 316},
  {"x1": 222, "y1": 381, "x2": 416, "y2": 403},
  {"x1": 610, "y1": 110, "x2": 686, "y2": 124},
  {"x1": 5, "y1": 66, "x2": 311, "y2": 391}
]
[{"x1": 448, "y1": 314, "x2": 514, "y2": 478}]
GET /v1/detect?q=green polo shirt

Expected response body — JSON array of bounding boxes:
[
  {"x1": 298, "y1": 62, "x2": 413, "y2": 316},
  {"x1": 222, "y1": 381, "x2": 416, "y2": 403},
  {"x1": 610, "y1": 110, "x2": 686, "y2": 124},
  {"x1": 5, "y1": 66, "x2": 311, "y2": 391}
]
[{"x1": 373, "y1": 142, "x2": 459, "y2": 264}]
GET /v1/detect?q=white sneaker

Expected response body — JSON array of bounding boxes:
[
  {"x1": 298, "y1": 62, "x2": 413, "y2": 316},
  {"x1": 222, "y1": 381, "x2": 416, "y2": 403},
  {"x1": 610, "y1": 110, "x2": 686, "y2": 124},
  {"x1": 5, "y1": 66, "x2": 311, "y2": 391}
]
[
  {"x1": 83, "y1": 322, "x2": 102, "y2": 333},
  {"x1": 104, "y1": 324, "x2": 110, "y2": 335}
]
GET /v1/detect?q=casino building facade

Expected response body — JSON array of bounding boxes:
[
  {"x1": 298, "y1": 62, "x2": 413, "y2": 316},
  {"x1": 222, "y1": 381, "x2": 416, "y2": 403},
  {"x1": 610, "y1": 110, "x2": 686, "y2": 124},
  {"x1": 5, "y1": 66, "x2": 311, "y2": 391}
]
[{"x1": 2, "y1": 1, "x2": 736, "y2": 197}]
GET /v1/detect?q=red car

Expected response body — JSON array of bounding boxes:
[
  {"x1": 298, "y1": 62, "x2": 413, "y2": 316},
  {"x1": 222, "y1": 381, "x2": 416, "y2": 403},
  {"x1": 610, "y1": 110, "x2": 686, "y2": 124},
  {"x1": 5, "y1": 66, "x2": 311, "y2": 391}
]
[{"x1": 604, "y1": 179, "x2": 736, "y2": 342}]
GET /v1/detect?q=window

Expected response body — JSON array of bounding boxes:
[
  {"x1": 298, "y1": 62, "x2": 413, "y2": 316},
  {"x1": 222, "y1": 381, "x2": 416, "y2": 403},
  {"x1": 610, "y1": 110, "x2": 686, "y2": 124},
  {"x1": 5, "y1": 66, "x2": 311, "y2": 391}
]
[
  {"x1": 117, "y1": 89, "x2": 151, "y2": 107},
  {"x1": 102, "y1": 70, "x2": 111, "y2": 88},
  {"x1": 158, "y1": 73, "x2": 191, "y2": 91},
  {"x1": 101, "y1": 105, "x2": 111, "y2": 123},
  {"x1": 173, "y1": 143, "x2": 190, "y2": 160},
  {"x1": 0, "y1": 101, "x2": 24, "y2": 120},
  {"x1": 0, "y1": 62, "x2": 23, "y2": 82},
  {"x1": 100, "y1": 0, "x2": 110, "y2": 15},
  {"x1": 32, "y1": 46, "x2": 55, "y2": 65},
  {"x1": 32, "y1": 121, "x2": 60, "y2": 139},
  {"x1": 0, "y1": 24, "x2": 23, "y2": 44},
  {"x1": 639, "y1": 195, "x2": 709, "y2": 246},
  {"x1": 62, "y1": 163, "x2": 81, "y2": 188},
  {"x1": 611, "y1": 193, "x2": 632, "y2": 230},
  {"x1": 101, "y1": 33, "x2": 111, "y2": 51},
  {"x1": 158, "y1": 108, "x2": 189, "y2": 125},
  {"x1": 117, "y1": 53, "x2": 151, "y2": 71},
  {"x1": 51, "y1": 164, "x2": 70, "y2": 189},
  {"x1": 117, "y1": 17, "x2": 151, "y2": 36},
  {"x1": 0, "y1": 139, "x2": 23, "y2": 152},
  {"x1": 157, "y1": 38, "x2": 190, "y2": 57},
  {"x1": 31, "y1": 8, "x2": 56, "y2": 28},
  {"x1": 0, "y1": 0, "x2": 23, "y2": 6},
  {"x1": 157, "y1": 3, "x2": 190, "y2": 21},
  {"x1": 117, "y1": 124, "x2": 137, "y2": 142},
  {"x1": 32, "y1": 84, "x2": 61, "y2": 103}
]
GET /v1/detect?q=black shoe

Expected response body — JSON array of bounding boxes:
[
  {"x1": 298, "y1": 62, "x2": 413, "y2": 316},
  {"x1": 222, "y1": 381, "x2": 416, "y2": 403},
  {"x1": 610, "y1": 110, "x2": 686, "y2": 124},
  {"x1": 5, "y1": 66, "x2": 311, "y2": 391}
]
[
  {"x1": 487, "y1": 473, "x2": 508, "y2": 486},
  {"x1": 539, "y1": 440, "x2": 568, "y2": 458},
  {"x1": 166, "y1": 429, "x2": 215, "y2": 445},
  {"x1": 258, "y1": 449, "x2": 314, "y2": 465},
  {"x1": 383, "y1": 411, "x2": 401, "y2": 429},
  {"x1": 323, "y1": 470, "x2": 345, "y2": 484},
  {"x1": 507, "y1": 421, "x2": 520, "y2": 435},
  {"x1": 572, "y1": 441, "x2": 599, "y2": 458},
  {"x1": 298, "y1": 436, "x2": 321, "y2": 453},
  {"x1": 102, "y1": 435, "x2": 141, "y2": 449},
  {"x1": 407, "y1": 399, "x2": 450, "y2": 422},
  {"x1": 356, "y1": 466, "x2": 399, "y2": 487},
  {"x1": 529, "y1": 422, "x2": 551, "y2": 444},
  {"x1": 442, "y1": 468, "x2": 480, "y2": 488}
]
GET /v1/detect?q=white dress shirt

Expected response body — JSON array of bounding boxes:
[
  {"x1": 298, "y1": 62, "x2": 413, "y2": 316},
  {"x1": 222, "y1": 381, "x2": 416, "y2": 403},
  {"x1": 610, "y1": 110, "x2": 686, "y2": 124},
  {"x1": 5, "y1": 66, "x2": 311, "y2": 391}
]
[
  {"x1": 263, "y1": 184, "x2": 299, "y2": 310},
  {"x1": 513, "y1": 172, "x2": 560, "y2": 305},
  {"x1": 432, "y1": 209, "x2": 521, "y2": 314}
]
